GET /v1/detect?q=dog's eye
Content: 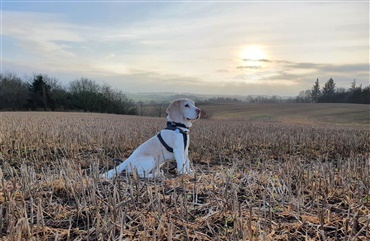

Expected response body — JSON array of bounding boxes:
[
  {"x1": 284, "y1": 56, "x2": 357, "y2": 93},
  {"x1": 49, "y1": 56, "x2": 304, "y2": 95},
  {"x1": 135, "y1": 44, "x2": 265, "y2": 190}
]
[{"x1": 185, "y1": 104, "x2": 190, "y2": 108}]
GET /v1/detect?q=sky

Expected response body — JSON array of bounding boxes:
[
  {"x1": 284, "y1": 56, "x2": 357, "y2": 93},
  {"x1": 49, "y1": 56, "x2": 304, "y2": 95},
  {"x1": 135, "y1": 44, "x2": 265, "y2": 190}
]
[{"x1": 1, "y1": 0, "x2": 369, "y2": 96}]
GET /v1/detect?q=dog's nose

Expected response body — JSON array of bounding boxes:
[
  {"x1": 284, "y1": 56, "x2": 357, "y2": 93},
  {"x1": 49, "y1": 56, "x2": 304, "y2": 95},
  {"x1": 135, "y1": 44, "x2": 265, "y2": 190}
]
[{"x1": 196, "y1": 108, "x2": 201, "y2": 114}]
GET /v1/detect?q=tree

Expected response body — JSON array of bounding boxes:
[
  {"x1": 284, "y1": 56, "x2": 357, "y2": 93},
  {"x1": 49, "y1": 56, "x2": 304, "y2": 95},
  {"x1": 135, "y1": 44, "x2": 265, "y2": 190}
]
[
  {"x1": 0, "y1": 73, "x2": 29, "y2": 110},
  {"x1": 311, "y1": 78, "x2": 321, "y2": 103},
  {"x1": 69, "y1": 78, "x2": 101, "y2": 112},
  {"x1": 52, "y1": 87, "x2": 74, "y2": 111},
  {"x1": 320, "y1": 78, "x2": 336, "y2": 102},
  {"x1": 322, "y1": 78, "x2": 336, "y2": 96},
  {"x1": 69, "y1": 77, "x2": 137, "y2": 114},
  {"x1": 296, "y1": 90, "x2": 311, "y2": 103},
  {"x1": 112, "y1": 90, "x2": 137, "y2": 115},
  {"x1": 148, "y1": 101, "x2": 167, "y2": 117},
  {"x1": 1, "y1": 72, "x2": 138, "y2": 113},
  {"x1": 361, "y1": 86, "x2": 370, "y2": 104},
  {"x1": 137, "y1": 101, "x2": 145, "y2": 116},
  {"x1": 28, "y1": 74, "x2": 53, "y2": 110},
  {"x1": 349, "y1": 79, "x2": 358, "y2": 92}
]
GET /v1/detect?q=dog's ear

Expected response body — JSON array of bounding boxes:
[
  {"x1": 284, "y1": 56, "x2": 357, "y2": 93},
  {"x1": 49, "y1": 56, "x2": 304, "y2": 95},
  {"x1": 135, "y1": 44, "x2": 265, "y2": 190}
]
[{"x1": 166, "y1": 100, "x2": 183, "y2": 122}]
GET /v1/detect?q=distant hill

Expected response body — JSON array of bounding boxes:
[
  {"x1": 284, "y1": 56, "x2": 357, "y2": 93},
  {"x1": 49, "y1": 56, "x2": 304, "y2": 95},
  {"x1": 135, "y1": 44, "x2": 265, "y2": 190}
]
[
  {"x1": 124, "y1": 92, "x2": 271, "y2": 103},
  {"x1": 197, "y1": 103, "x2": 370, "y2": 126},
  {"x1": 125, "y1": 92, "x2": 202, "y2": 102}
]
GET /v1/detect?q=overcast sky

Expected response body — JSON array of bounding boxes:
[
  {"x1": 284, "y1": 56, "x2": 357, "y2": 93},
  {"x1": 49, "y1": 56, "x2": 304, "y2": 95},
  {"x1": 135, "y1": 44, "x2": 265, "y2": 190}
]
[{"x1": 1, "y1": 0, "x2": 369, "y2": 96}]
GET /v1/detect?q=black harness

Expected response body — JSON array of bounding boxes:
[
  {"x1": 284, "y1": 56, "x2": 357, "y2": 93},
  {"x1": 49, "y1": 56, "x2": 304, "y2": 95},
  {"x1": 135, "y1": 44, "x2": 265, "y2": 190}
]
[{"x1": 157, "y1": 121, "x2": 189, "y2": 153}]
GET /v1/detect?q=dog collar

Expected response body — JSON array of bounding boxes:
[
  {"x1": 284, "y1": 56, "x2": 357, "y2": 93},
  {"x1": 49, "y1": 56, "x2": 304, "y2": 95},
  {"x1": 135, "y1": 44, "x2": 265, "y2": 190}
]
[{"x1": 166, "y1": 121, "x2": 189, "y2": 130}]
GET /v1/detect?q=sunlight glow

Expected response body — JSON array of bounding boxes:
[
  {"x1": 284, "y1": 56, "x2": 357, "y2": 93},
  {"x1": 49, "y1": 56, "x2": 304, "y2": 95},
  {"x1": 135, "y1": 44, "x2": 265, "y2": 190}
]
[{"x1": 241, "y1": 45, "x2": 266, "y2": 61}]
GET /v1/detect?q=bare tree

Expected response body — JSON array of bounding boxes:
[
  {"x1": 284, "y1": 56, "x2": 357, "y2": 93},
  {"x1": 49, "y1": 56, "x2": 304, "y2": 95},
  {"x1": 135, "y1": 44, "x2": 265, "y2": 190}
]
[{"x1": 0, "y1": 73, "x2": 29, "y2": 110}]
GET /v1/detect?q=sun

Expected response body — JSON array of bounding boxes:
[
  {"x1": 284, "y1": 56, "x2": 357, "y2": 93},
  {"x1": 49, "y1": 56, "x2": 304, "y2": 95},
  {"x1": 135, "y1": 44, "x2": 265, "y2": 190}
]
[{"x1": 241, "y1": 45, "x2": 266, "y2": 61}]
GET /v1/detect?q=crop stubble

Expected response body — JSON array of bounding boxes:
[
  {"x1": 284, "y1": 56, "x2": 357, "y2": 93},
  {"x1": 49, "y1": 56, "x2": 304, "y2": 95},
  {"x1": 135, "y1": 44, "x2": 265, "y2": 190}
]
[{"x1": 0, "y1": 112, "x2": 369, "y2": 240}]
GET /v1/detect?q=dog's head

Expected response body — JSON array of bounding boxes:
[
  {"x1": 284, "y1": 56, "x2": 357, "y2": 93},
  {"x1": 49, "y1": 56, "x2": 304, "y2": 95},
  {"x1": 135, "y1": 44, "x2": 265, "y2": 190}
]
[{"x1": 166, "y1": 99, "x2": 201, "y2": 127}]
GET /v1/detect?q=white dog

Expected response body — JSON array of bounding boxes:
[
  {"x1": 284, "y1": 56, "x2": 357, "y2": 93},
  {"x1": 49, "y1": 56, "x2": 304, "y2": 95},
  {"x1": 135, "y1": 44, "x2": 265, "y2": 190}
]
[{"x1": 101, "y1": 98, "x2": 201, "y2": 179}]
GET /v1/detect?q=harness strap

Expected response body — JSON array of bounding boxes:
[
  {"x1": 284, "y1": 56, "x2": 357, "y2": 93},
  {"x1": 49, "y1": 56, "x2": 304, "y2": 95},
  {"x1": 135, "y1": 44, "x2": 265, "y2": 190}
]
[
  {"x1": 157, "y1": 132, "x2": 174, "y2": 152},
  {"x1": 157, "y1": 122, "x2": 189, "y2": 153}
]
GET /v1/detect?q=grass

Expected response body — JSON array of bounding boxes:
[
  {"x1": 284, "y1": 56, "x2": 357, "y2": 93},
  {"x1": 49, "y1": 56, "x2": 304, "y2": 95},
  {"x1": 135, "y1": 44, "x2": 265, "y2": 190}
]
[{"x1": 0, "y1": 108, "x2": 369, "y2": 240}]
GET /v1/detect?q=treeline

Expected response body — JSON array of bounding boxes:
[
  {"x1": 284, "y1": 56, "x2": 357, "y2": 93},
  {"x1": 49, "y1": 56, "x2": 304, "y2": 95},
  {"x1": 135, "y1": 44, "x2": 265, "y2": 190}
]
[
  {"x1": 199, "y1": 78, "x2": 369, "y2": 105},
  {"x1": 199, "y1": 97, "x2": 242, "y2": 104},
  {"x1": 1, "y1": 72, "x2": 368, "y2": 116},
  {"x1": 198, "y1": 96, "x2": 287, "y2": 104},
  {"x1": 296, "y1": 78, "x2": 369, "y2": 104},
  {"x1": 0, "y1": 73, "x2": 137, "y2": 114}
]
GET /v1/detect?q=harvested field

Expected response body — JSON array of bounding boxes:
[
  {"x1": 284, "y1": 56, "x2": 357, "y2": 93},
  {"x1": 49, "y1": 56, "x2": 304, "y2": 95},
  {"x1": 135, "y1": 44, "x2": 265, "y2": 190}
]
[{"x1": 0, "y1": 111, "x2": 369, "y2": 240}]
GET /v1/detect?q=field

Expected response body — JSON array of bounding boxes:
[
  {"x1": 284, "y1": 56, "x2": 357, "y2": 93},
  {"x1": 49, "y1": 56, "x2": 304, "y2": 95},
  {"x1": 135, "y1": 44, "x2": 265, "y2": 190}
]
[
  {"x1": 199, "y1": 103, "x2": 370, "y2": 126},
  {"x1": 0, "y1": 104, "x2": 369, "y2": 240}
]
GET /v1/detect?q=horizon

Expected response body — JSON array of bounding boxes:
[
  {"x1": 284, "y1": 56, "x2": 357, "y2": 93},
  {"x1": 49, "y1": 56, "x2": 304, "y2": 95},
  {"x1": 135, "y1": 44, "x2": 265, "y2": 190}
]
[{"x1": 1, "y1": 1, "x2": 369, "y2": 96}]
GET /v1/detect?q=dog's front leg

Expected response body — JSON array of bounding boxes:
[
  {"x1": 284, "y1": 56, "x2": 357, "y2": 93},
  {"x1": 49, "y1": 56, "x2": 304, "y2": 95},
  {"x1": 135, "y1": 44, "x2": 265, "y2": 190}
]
[
  {"x1": 174, "y1": 148, "x2": 192, "y2": 174},
  {"x1": 174, "y1": 149, "x2": 186, "y2": 174},
  {"x1": 173, "y1": 148, "x2": 187, "y2": 174},
  {"x1": 184, "y1": 150, "x2": 192, "y2": 174},
  {"x1": 101, "y1": 161, "x2": 127, "y2": 179}
]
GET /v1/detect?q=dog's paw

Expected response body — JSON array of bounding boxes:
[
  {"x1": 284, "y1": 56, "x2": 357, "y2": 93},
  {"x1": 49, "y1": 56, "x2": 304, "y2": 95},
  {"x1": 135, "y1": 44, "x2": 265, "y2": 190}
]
[
  {"x1": 99, "y1": 173, "x2": 110, "y2": 181},
  {"x1": 178, "y1": 169, "x2": 193, "y2": 175},
  {"x1": 100, "y1": 171, "x2": 115, "y2": 181}
]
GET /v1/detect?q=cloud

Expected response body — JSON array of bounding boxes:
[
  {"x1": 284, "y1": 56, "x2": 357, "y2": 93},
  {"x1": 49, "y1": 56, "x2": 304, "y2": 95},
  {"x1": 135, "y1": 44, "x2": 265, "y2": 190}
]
[
  {"x1": 314, "y1": 63, "x2": 368, "y2": 74},
  {"x1": 3, "y1": 11, "x2": 86, "y2": 59},
  {"x1": 242, "y1": 59, "x2": 271, "y2": 63},
  {"x1": 283, "y1": 61, "x2": 369, "y2": 75},
  {"x1": 237, "y1": 59, "x2": 369, "y2": 74},
  {"x1": 236, "y1": 66, "x2": 262, "y2": 70},
  {"x1": 216, "y1": 69, "x2": 229, "y2": 73},
  {"x1": 234, "y1": 58, "x2": 369, "y2": 93},
  {"x1": 102, "y1": 53, "x2": 116, "y2": 61},
  {"x1": 2, "y1": 2, "x2": 368, "y2": 97},
  {"x1": 237, "y1": 59, "x2": 272, "y2": 70}
]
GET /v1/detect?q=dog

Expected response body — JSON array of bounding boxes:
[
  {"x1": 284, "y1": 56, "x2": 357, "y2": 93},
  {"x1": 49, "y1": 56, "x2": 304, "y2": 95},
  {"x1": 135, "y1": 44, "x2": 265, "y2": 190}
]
[{"x1": 101, "y1": 98, "x2": 201, "y2": 179}]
